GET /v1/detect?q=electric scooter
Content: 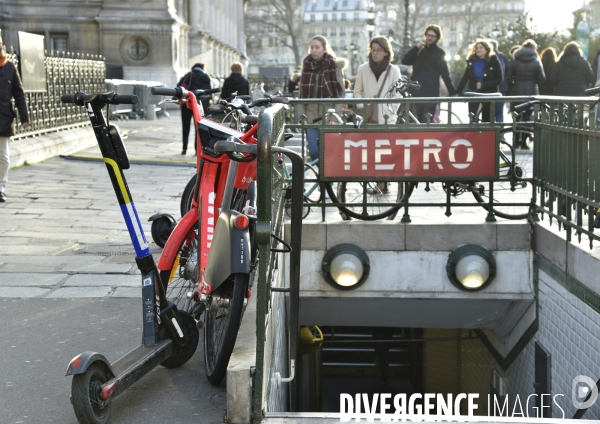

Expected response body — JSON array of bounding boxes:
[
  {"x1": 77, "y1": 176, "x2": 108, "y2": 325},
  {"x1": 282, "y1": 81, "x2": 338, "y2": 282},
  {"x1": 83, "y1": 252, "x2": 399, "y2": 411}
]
[{"x1": 61, "y1": 91, "x2": 199, "y2": 424}]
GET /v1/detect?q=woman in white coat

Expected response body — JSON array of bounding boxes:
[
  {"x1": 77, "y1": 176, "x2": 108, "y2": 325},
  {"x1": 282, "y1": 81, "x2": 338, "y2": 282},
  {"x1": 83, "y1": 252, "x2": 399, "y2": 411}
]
[{"x1": 354, "y1": 36, "x2": 401, "y2": 125}]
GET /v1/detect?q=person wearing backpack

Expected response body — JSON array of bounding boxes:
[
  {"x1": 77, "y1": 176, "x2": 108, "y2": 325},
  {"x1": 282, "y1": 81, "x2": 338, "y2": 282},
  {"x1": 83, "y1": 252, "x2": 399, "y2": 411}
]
[{"x1": 177, "y1": 63, "x2": 211, "y2": 155}]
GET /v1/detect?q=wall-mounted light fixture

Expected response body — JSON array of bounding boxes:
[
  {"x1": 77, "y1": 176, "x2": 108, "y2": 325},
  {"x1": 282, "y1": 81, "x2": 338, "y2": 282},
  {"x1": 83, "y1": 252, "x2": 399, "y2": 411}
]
[
  {"x1": 322, "y1": 243, "x2": 370, "y2": 290},
  {"x1": 446, "y1": 244, "x2": 496, "y2": 291}
]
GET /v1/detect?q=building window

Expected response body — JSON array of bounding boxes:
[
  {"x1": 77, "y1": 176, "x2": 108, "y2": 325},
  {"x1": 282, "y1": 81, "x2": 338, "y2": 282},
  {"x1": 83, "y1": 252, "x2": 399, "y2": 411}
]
[
  {"x1": 331, "y1": 27, "x2": 337, "y2": 36},
  {"x1": 310, "y1": 14, "x2": 315, "y2": 22},
  {"x1": 324, "y1": 0, "x2": 330, "y2": 6},
  {"x1": 451, "y1": 20, "x2": 456, "y2": 31},
  {"x1": 341, "y1": 12, "x2": 346, "y2": 21},
  {"x1": 340, "y1": 27, "x2": 346, "y2": 36},
  {"x1": 51, "y1": 34, "x2": 68, "y2": 52},
  {"x1": 342, "y1": 0, "x2": 348, "y2": 6},
  {"x1": 331, "y1": 41, "x2": 337, "y2": 49},
  {"x1": 352, "y1": 26, "x2": 359, "y2": 36},
  {"x1": 332, "y1": 13, "x2": 337, "y2": 21},
  {"x1": 340, "y1": 40, "x2": 346, "y2": 50},
  {"x1": 323, "y1": 13, "x2": 328, "y2": 22},
  {"x1": 322, "y1": 28, "x2": 328, "y2": 36},
  {"x1": 267, "y1": 23, "x2": 275, "y2": 33},
  {"x1": 354, "y1": 12, "x2": 359, "y2": 21}
]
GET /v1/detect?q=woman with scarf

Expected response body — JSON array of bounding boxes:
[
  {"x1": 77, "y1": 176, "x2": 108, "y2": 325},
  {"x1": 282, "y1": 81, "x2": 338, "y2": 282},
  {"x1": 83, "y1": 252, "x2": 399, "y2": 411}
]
[
  {"x1": 299, "y1": 35, "x2": 346, "y2": 161},
  {"x1": 456, "y1": 39, "x2": 503, "y2": 122},
  {"x1": 354, "y1": 36, "x2": 401, "y2": 124}
]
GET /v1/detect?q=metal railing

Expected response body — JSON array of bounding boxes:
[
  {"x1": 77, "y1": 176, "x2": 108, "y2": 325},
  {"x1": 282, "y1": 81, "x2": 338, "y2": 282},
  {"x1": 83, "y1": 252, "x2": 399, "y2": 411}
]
[
  {"x1": 284, "y1": 95, "x2": 600, "y2": 248},
  {"x1": 7, "y1": 48, "x2": 106, "y2": 140},
  {"x1": 253, "y1": 103, "x2": 304, "y2": 420},
  {"x1": 533, "y1": 97, "x2": 600, "y2": 249},
  {"x1": 287, "y1": 96, "x2": 536, "y2": 221}
]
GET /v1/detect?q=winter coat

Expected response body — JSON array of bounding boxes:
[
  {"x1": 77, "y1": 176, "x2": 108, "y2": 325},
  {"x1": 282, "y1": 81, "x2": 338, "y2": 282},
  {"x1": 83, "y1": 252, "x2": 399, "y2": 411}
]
[
  {"x1": 178, "y1": 67, "x2": 212, "y2": 110},
  {"x1": 220, "y1": 73, "x2": 249, "y2": 100},
  {"x1": 538, "y1": 63, "x2": 556, "y2": 95},
  {"x1": 456, "y1": 55, "x2": 503, "y2": 94},
  {"x1": 505, "y1": 47, "x2": 545, "y2": 96},
  {"x1": 353, "y1": 62, "x2": 401, "y2": 124},
  {"x1": 298, "y1": 58, "x2": 346, "y2": 124},
  {"x1": 496, "y1": 51, "x2": 510, "y2": 94},
  {"x1": 401, "y1": 44, "x2": 457, "y2": 96},
  {"x1": 0, "y1": 61, "x2": 28, "y2": 137},
  {"x1": 550, "y1": 53, "x2": 595, "y2": 96}
]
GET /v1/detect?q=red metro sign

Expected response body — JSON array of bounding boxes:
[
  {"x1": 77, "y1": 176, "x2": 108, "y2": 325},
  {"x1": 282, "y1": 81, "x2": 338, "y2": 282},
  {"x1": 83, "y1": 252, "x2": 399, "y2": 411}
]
[{"x1": 321, "y1": 130, "x2": 497, "y2": 180}]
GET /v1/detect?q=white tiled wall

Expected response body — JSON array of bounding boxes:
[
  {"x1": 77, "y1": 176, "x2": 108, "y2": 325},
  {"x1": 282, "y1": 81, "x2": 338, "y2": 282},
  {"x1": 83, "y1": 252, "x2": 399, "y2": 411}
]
[{"x1": 501, "y1": 271, "x2": 600, "y2": 419}]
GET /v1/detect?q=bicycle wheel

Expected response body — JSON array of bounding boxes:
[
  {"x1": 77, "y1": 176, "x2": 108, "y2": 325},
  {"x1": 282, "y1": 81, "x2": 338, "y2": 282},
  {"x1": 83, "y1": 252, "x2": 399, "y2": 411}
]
[
  {"x1": 472, "y1": 128, "x2": 534, "y2": 219},
  {"x1": 327, "y1": 181, "x2": 403, "y2": 220},
  {"x1": 285, "y1": 163, "x2": 321, "y2": 219},
  {"x1": 180, "y1": 174, "x2": 196, "y2": 217},
  {"x1": 159, "y1": 227, "x2": 199, "y2": 316},
  {"x1": 437, "y1": 108, "x2": 463, "y2": 124},
  {"x1": 204, "y1": 273, "x2": 248, "y2": 385}
]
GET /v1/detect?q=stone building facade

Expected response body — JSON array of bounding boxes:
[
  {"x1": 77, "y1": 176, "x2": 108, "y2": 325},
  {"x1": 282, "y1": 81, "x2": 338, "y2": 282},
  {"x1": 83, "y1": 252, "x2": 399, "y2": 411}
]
[{"x1": 0, "y1": 0, "x2": 247, "y2": 86}]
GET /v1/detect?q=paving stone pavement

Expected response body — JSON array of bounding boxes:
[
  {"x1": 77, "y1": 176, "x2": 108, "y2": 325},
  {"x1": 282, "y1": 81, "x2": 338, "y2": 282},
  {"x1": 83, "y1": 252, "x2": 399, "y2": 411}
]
[{"x1": 0, "y1": 109, "x2": 196, "y2": 299}]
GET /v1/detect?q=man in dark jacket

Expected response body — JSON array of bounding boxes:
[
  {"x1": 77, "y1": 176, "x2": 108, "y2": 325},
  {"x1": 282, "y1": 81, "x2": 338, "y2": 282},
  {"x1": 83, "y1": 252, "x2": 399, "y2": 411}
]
[
  {"x1": 0, "y1": 37, "x2": 30, "y2": 202},
  {"x1": 220, "y1": 62, "x2": 250, "y2": 100},
  {"x1": 177, "y1": 63, "x2": 211, "y2": 154},
  {"x1": 402, "y1": 24, "x2": 457, "y2": 123},
  {"x1": 489, "y1": 39, "x2": 510, "y2": 122}
]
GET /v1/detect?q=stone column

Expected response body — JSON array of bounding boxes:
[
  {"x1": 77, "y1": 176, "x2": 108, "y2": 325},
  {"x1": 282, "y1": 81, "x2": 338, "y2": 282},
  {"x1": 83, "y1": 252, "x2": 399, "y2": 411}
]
[{"x1": 190, "y1": 0, "x2": 201, "y2": 33}]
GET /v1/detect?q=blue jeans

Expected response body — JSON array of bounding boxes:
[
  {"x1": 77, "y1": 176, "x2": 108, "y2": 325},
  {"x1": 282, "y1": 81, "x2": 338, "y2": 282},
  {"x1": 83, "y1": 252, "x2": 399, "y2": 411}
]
[
  {"x1": 495, "y1": 100, "x2": 505, "y2": 123},
  {"x1": 306, "y1": 128, "x2": 319, "y2": 161}
]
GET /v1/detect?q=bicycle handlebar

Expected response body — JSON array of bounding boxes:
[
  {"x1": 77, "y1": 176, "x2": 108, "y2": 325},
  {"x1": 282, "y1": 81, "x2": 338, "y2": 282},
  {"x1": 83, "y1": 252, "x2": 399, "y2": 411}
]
[
  {"x1": 150, "y1": 87, "x2": 221, "y2": 98},
  {"x1": 61, "y1": 92, "x2": 138, "y2": 106},
  {"x1": 462, "y1": 91, "x2": 503, "y2": 97},
  {"x1": 585, "y1": 86, "x2": 600, "y2": 96},
  {"x1": 513, "y1": 100, "x2": 540, "y2": 113}
]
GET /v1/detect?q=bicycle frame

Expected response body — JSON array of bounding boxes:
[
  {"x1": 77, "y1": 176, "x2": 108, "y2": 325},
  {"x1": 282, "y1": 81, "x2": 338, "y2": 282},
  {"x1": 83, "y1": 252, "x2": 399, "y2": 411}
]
[{"x1": 157, "y1": 91, "x2": 258, "y2": 297}]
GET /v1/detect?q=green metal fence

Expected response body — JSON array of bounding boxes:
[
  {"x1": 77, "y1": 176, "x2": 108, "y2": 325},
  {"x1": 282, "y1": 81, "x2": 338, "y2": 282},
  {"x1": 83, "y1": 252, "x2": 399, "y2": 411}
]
[
  {"x1": 286, "y1": 96, "x2": 538, "y2": 223},
  {"x1": 253, "y1": 103, "x2": 305, "y2": 421},
  {"x1": 533, "y1": 97, "x2": 600, "y2": 248}
]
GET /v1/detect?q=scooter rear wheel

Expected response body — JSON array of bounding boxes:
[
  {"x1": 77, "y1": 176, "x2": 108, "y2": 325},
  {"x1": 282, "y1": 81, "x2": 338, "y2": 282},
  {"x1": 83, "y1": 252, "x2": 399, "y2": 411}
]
[
  {"x1": 160, "y1": 311, "x2": 199, "y2": 368},
  {"x1": 71, "y1": 363, "x2": 111, "y2": 424},
  {"x1": 204, "y1": 273, "x2": 248, "y2": 385}
]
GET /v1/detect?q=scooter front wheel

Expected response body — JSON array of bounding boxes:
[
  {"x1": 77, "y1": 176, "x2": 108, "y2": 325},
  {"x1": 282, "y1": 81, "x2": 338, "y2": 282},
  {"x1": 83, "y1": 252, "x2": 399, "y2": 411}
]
[
  {"x1": 71, "y1": 363, "x2": 111, "y2": 424},
  {"x1": 204, "y1": 273, "x2": 248, "y2": 385}
]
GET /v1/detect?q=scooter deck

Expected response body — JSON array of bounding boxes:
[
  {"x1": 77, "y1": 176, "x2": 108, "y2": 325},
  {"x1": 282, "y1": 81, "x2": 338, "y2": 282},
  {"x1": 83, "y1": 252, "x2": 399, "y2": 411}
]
[{"x1": 102, "y1": 339, "x2": 173, "y2": 400}]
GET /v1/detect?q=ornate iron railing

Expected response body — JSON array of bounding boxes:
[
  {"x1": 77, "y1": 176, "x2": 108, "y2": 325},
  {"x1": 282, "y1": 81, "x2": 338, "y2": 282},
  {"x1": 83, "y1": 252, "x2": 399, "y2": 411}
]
[{"x1": 7, "y1": 48, "x2": 106, "y2": 140}]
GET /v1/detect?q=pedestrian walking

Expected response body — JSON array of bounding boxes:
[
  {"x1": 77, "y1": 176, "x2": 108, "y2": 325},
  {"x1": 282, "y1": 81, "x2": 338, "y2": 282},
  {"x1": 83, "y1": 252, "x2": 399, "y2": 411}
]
[
  {"x1": 550, "y1": 41, "x2": 594, "y2": 96},
  {"x1": 505, "y1": 39, "x2": 545, "y2": 100},
  {"x1": 489, "y1": 39, "x2": 510, "y2": 122},
  {"x1": 538, "y1": 47, "x2": 558, "y2": 95},
  {"x1": 0, "y1": 37, "x2": 30, "y2": 202},
  {"x1": 288, "y1": 66, "x2": 302, "y2": 95},
  {"x1": 592, "y1": 49, "x2": 600, "y2": 86},
  {"x1": 401, "y1": 24, "x2": 457, "y2": 123},
  {"x1": 354, "y1": 36, "x2": 401, "y2": 124},
  {"x1": 456, "y1": 40, "x2": 503, "y2": 122},
  {"x1": 177, "y1": 63, "x2": 211, "y2": 155},
  {"x1": 298, "y1": 35, "x2": 346, "y2": 160},
  {"x1": 354, "y1": 35, "x2": 401, "y2": 194},
  {"x1": 220, "y1": 62, "x2": 250, "y2": 101}
]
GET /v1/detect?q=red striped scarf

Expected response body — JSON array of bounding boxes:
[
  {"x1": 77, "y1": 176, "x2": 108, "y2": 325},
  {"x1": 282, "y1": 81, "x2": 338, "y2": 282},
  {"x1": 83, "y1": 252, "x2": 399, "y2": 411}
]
[{"x1": 299, "y1": 53, "x2": 344, "y2": 99}]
